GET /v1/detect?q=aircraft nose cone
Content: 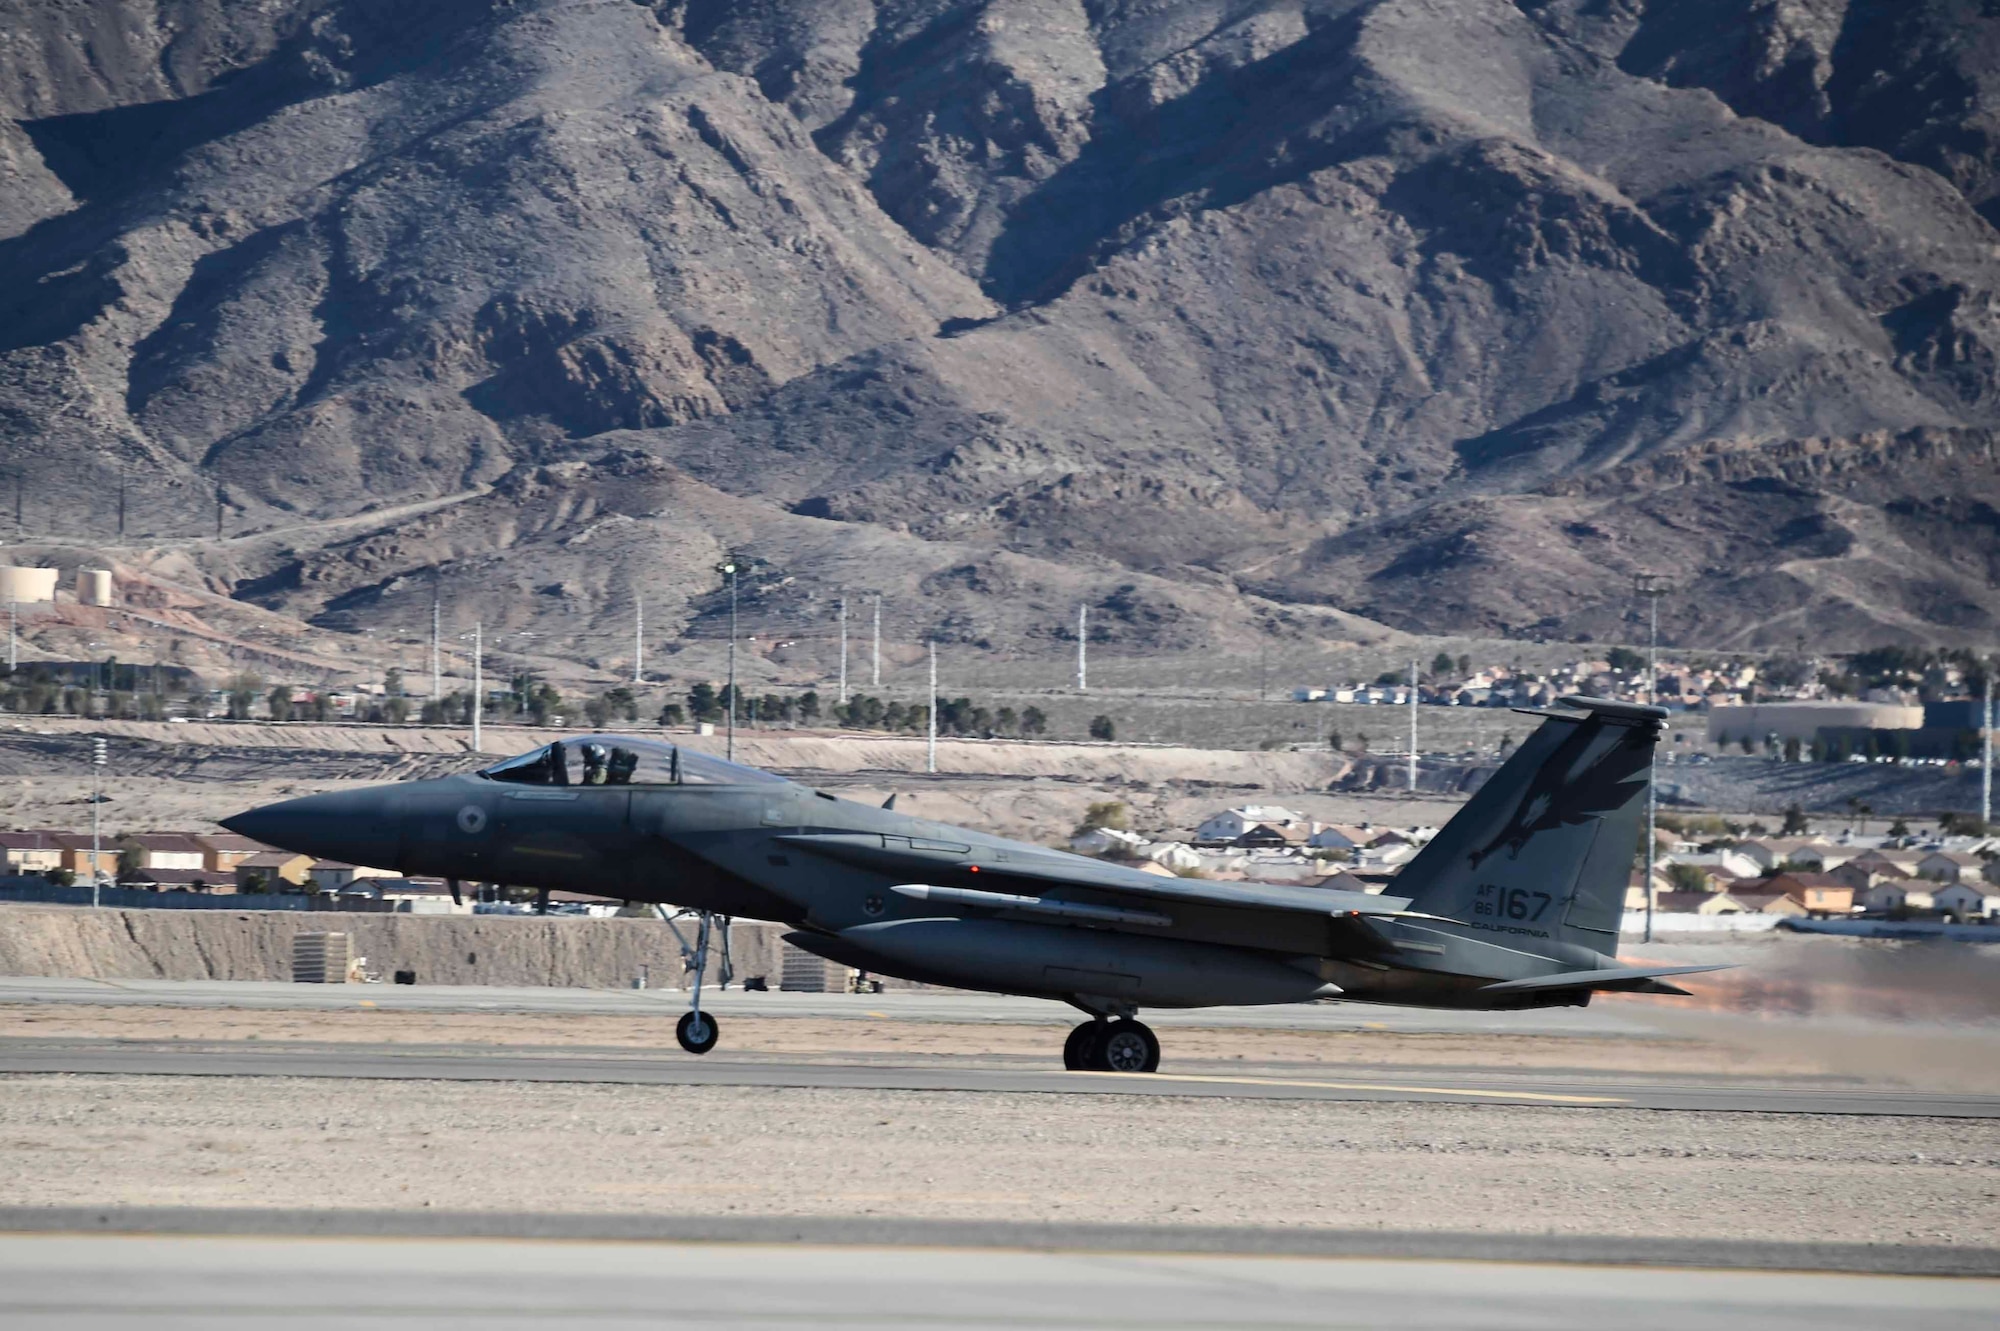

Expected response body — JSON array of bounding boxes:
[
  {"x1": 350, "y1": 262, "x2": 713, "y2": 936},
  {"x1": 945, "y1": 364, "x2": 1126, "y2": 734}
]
[{"x1": 222, "y1": 787, "x2": 406, "y2": 871}]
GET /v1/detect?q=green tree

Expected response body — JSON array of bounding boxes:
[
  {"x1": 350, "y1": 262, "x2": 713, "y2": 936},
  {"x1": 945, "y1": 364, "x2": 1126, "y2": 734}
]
[
  {"x1": 386, "y1": 696, "x2": 410, "y2": 725},
  {"x1": 584, "y1": 695, "x2": 612, "y2": 727},
  {"x1": 239, "y1": 871, "x2": 268, "y2": 896},
  {"x1": 688, "y1": 682, "x2": 722, "y2": 723},
  {"x1": 1666, "y1": 862, "x2": 1709, "y2": 894},
  {"x1": 658, "y1": 702, "x2": 686, "y2": 727},
  {"x1": 1080, "y1": 801, "x2": 1129, "y2": 831},
  {"x1": 267, "y1": 686, "x2": 293, "y2": 722},
  {"x1": 995, "y1": 706, "x2": 1019, "y2": 736},
  {"x1": 384, "y1": 667, "x2": 404, "y2": 697},
  {"x1": 227, "y1": 673, "x2": 261, "y2": 720},
  {"x1": 1431, "y1": 651, "x2": 1454, "y2": 679},
  {"x1": 1606, "y1": 646, "x2": 1646, "y2": 674},
  {"x1": 798, "y1": 690, "x2": 821, "y2": 723},
  {"x1": 1329, "y1": 729, "x2": 1343, "y2": 753},
  {"x1": 1888, "y1": 817, "x2": 1911, "y2": 838},
  {"x1": 1781, "y1": 803, "x2": 1810, "y2": 836},
  {"x1": 1020, "y1": 706, "x2": 1047, "y2": 736},
  {"x1": 1457, "y1": 654, "x2": 1471, "y2": 677},
  {"x1": 1088, "y1": 714, "x2": 1116, "y2": 741}
]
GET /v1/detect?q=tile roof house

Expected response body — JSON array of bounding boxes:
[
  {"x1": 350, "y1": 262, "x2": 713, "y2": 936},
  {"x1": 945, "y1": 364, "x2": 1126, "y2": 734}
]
[
  {"x1": 192, "y1": 833, "x2": 270, "y2": 874},
  {"x1": 119, "y1": 834, "x2": 209, "y2": 871},
  {"x1": 1763, "y1": 872, "x2": 1856, "y2": 918},
  {"x1": 0, "y1": 830, "x2": 65, "y2": 873},
  {"x1": 1933, "y1": 882, "x2": 2000, "y2": 920},
  {"x1": 234, "y1": 850, "x2": 314, "y2": 889},
  {"x1": 1918, "y1": 850, "x2": 1989, "y2": 883}
]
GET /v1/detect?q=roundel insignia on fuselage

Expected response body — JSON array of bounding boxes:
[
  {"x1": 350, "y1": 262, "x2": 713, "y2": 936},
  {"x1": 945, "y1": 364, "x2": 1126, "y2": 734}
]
[{"x1": 457, "y1": 805, "x2": 488, "y2": 834}]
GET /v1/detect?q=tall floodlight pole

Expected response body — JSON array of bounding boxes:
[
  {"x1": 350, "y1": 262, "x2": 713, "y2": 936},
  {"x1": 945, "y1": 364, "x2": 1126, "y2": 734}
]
[
  {"x1": 1983, "y1": 662, "x2": 1993, "y2": 832},
  {"x1": 1079, "y1": 605, "x2": 1090, "y2": 691},
  {"x1": 471, "y1": 622, "x2": 483, "y2": 753},
  {"x1": 1635, "y1": 574, "x2": 1672, "y2": 944},
  {"x1": 838, "y1": 596, "x2": 849, "y2": 704},
  {"x1": 927, "y1": 639, "x2": 938, "y2": 774},
  {"x1": 719, "y1": 562, "x2": 738, "y2": 761},
  {"x1": 634, "y1": 595, "x2": 644, "y2": 686},
  {"x1": 871, "y1": 595, "x2": 882, "y2": 688},
  {"x1": 430, "y1": 592, "x2": 441, "y2": 704},
  {"x1": 90, "y1": 737, "x2": 106, "y2": 906},
  {"x1": 1408, "y1": 659, "x2": 1418, "y2": 793}
]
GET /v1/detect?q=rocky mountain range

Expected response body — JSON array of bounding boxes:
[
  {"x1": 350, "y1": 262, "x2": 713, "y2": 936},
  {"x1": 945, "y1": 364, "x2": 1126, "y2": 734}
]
[{"x1": 1, "y1": 0, "x2": 1998, "y2": 678}]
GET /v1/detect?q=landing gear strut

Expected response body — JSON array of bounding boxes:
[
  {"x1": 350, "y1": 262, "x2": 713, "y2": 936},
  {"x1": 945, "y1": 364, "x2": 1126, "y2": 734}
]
[
  {"x1": 673, "y1": 910, "x2": 721, "y2": 1055},
  {"x1": 1063, "y1": 1017, "x2": 1160, "y2": 1073}
]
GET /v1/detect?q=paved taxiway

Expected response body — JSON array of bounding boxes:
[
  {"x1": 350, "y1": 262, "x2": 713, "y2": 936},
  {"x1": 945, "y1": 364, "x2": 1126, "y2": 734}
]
[
  {"x1": 3, "y1": 1037, "x2": 1992, "y2": 1116},
  {"x1": 1, "y1": 1232, "x2": 1993, "y2": 1330}
]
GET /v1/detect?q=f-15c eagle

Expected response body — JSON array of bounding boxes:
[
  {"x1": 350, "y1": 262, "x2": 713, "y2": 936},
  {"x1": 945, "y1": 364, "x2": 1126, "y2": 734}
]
[{"x1": 225, "y1": 695, "x2": 1719, "y2": 1072}]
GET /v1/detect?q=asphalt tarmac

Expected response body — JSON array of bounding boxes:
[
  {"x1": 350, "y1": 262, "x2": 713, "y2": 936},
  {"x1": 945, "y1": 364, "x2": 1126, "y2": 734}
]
[
  {"x1": 0, "y1": 976, "x2": 1656, "y2": 1034},
  {"x1": 1, "y1": 1232, "x2": 1994, "y2": 1329},
  {"x1": 2, "y1": 1035, "x2": 1992, "y2": 1116}
]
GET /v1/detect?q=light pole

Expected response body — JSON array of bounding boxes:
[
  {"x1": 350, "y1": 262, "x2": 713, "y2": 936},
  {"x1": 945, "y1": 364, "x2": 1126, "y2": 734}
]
[
  {"x1": 718, "y1": 562, "x2": 738, "y2": 761},
  {"x1": 1983, "y1": 659, "x2": 1993, "y2": 833},
  {"x1": 1076, "y1": 604, "x2": 1087, "y2": 693},
  {"x1": 838, "y1": 595, "x2": 848, "y2": 704},
  {"x1": 872, "y1": 595, "x2": 882, "y2": 688},
  {"x1": 1408, "y1": 659, "x2": 1418, "y2": 793},
  {"x1": 634, "y1": 594, "x2": 644, "y2": 685},
  {"x1": 458, "y1": 623, "x2": 483, "y2": 752},
  {"x1": 927, "y1": 638, "x2": 938, "y2": 775},
  {"x1": 1635, "y1": 573, "x2": 1672, "y2": 944}
]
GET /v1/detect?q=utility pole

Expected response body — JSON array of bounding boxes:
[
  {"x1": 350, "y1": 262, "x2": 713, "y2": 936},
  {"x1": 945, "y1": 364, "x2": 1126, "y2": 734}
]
[
  {"x1": 1635, "y1": 574, "x2": 1672, "y2": 944},
  {"x1": 1408, "y1": 658, "x2": 1418, "y2": 793},
  {"x1": 720, "y1": 562, "x2": 738, "y2": 761},
  {"x1": 1076, "y1": 604, "x2": 1087, "y2": 692},
  {"x1": 90, "y1": 737, "x2": 106, "y2": 907},
  {"x1": 634, "y1": 595, "x2": 644, "y2": 686},
  {"x1": 7, "y1": 597, "x2": 14, "y2": 671},
  {"x1": 838, "y1": 596, "x2": 849, "y2": 704},
  {"x1": 871, "y1": 595, "x2": 882, "y2": 688},
  {"x1": 927, "y1": 639, "x2": 938, "y2": 774},
  {"x1": 116, "y1": 466, "x2": 126, "y2": 540}
]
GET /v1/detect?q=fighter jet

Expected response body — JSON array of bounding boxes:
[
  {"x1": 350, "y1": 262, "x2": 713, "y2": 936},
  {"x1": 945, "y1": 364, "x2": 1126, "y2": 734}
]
[{"x1": 223, "y1": 694, "x2": 1723, "y2": 1071}]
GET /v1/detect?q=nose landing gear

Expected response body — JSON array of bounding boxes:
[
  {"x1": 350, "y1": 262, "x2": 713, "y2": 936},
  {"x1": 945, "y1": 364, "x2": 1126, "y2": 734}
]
[{"x1": 1062, "y1": 1016, "x2": 1160, "y2": 1073}]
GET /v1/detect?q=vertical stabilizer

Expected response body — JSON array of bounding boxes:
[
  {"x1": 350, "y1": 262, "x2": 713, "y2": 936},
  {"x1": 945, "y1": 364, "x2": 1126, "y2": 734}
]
[{"x1": 1392, "y1": 696, "x2": 1662, "y2": 955}]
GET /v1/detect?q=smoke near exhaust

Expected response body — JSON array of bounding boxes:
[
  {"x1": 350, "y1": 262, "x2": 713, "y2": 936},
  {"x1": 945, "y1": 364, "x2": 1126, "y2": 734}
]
[{"x1": 1609, "y1": 938, "x2": 2000, "y2": 1093}]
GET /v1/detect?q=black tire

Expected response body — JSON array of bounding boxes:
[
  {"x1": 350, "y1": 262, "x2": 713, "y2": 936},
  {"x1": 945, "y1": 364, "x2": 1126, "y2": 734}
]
[
  {"x1": 1062, "y1": 1021, "x2": 1101, "y2": 1071},
  {"x1": 676, "y1": 1010, "x2": 719, "y2": 1055},
  {"x1": 1095, "y1": 1019, "x2": 1159, "y2": 1073}
]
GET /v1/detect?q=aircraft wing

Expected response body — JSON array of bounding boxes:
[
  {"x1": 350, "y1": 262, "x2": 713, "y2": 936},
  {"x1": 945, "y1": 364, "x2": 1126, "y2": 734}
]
[
  {"x1": 1478, "y1": 963, "x2": 1731, "y2": 996},
  {"x1": 773, "y1": 832, "x2": 1419, "y2": 918}
]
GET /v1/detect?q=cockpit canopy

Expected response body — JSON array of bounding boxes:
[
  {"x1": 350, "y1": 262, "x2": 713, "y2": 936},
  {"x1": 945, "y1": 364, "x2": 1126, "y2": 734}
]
[{"x1": 479, "y1": 736, "x2": 789, "y2": 787}]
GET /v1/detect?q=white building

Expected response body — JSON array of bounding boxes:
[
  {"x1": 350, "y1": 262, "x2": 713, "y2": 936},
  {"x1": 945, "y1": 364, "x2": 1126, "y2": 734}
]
[
  {"x1": 1933, "y1": 883, "x2": 2000, "y2": 920},
  {"x1": 1195, "y1": 806, "x2": 1306, "y2": 845},
  {"x1": 1139, "y1": 841, "x2": 1204, "y2": 872},
  {"x1": 1859, "y1": 881, "x2": 1935, "y2": 914},
  {"x1": 1070, "y1": 827, "x2": 1148, "y2": 857}
]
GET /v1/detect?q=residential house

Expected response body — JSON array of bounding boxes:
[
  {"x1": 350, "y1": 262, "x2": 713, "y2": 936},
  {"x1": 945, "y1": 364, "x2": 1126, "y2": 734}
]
[
  {"x1": 1654, "y1": 890, "x2": 1753, "y2": 915},
  {"x1": 1233, "y1": 822, "x2": 1310, "y2": 850},
  {"x1": 53, "y1": 834, "x2": 117, "y2": 880},
  {"x1": 306, "y1": 861, "x2": 403, "y2": 892},
  {"x1": 0, "y1": 830, "x2": 64, "y2": 874},
  {"x1": 1787, "y1": 845, "x2": 1857, "y2": 872},
  {"x1": 1735, "y1": 838, "x2": 1827, "y2": 871},
  {"x1": 1859, "y1": 880, "x2": 1936, "y2": 914},
  {"x1": 1195, "y1": 806, "x2": 1306, "y2": 845},
  {"x1": 1847, "y1": 848, "x2": 1925, "y2": 879},
  {"x1": 120, "y1": 865, "x2": 226, "y2": 892},
  {"x1": 1070, "y1": 826, "x2": 1148, "y2": 857},
  {"x1": 192, "y1": 833, "x2": 268, "y2": 875},
  {"x1": 1307, "y1": 825, "x2": 1368, "y2": 851},
  {"x1": 1763, "y1": 872, "x2": 1856, "y2": 918},
  {"x1": 1933, "y1": 882, "x2": 2000, "y2": 921},
  {"x1": 1660, "y1": 850, "x2": 1763, "y2": 881},
  {"x1": 1727, "y1": 890, "x2": 1808, "y2": 917},
  {"x1": 119, "y1": 834, "x2": 209, "y2": 872},
  {"x1": 1139, "y1": 841, "x2": 1204, "y2": 873},
  {"x1": 1625, "y1": 868, "x2": 1674, "y2": 911},
  {"x1": 234, "y1": 850, "x2": 314, "y2": 890},
  {"x1": 1918, "y1": 850, "x2": 1988, "y2": 883}
]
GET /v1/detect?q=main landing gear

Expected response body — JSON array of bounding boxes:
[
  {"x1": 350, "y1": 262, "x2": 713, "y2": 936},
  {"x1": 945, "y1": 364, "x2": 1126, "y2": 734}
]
[{"x1": 1063, "y1": 1016, "x2": 1160, "y2": 1073}]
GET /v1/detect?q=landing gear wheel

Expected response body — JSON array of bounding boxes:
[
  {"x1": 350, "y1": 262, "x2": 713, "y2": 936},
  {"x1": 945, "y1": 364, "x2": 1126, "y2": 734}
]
[
  {"x1": 676, "y1": 1010, "x2": 719, "y2": 1055},
  {"x1": 1062, "y1": 1020, "x2": 1103, "y2": 1071},
  {"x1": 1095, "y1": 1019, "x2": 1159, "y2": 1073}
]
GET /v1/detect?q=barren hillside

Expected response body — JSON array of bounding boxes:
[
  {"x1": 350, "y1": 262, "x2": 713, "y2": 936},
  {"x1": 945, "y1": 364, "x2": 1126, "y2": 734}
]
[{"x1": 1, "y1": 0, "x2": 1997, "y2": 669}]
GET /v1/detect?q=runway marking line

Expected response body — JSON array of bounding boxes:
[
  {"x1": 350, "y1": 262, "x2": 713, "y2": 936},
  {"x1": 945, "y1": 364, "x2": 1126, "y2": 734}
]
[{"x1": 1068, "y1": 1071, "x2": 1628, "y2": 1105}]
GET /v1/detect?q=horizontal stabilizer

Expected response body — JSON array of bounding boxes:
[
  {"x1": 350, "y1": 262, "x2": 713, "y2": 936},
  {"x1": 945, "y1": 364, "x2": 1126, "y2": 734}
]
[{"x1": 1479, "y1": 963, "x2": 1731, "y2": 995}]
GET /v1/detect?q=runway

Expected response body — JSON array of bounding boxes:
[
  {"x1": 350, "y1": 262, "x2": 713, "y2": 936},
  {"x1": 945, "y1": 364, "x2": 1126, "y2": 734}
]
[
  {"x1": 0, "y1": 1231, "x2": 1994, "y2": 1329},
  {"x1": 3, "y1": 1036, "x2": 1993, "y2": 1115},
  {"x1": 0, "y1": 975, "x2": 1660, "y2": 1034}
]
